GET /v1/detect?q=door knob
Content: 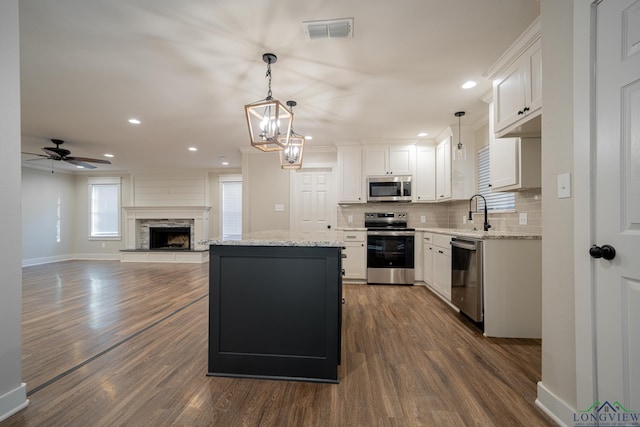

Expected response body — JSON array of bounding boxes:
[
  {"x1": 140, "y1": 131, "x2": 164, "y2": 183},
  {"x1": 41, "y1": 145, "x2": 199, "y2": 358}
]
[{"x1": 589, "y1": 244, "x2": 616, "y2": 260}]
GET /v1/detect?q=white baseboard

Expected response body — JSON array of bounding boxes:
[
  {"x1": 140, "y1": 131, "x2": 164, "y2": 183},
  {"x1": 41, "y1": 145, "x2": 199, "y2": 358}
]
[
  {"x1": 72, "y1": 253, "x2": 121, "y2": 261},
  {"x1": 536, "y1": 381, "x2": 575, "y2": 427},
  {"x1": 22, "y1": 253, "x2": 122, "y2": 266},
  {"x1": 0, "y1": 383, "x2": 28, "y2": 423},
  {"x1": 22, "y1": 254, "x2": 72, "y2": 267}
]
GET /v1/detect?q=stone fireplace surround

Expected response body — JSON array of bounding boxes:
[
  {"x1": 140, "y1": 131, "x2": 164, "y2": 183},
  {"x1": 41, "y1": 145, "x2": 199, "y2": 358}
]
[{"x1": 121, "y1": 206, "x2": 211, "y2": 263}]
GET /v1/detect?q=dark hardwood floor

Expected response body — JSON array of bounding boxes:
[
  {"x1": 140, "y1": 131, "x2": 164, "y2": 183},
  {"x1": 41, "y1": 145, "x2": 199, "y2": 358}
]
[{"x1": 3, "y1": 260, "x2": 554, "y2": 426}]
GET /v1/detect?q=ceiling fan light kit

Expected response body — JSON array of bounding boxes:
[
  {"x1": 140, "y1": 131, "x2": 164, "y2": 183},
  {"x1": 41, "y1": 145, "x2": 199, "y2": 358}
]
[{"x1": 244, "y1": 53, "x2": 293, "y2": 152}]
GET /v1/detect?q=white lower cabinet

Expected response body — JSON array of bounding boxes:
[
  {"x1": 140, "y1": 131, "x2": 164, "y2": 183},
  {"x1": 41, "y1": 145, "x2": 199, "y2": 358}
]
[
  {"x1": 422, "y1": 233, "x2": 434, "y2": 285},
  {"x1": 341, "y1": 230, "x2": 366, "y2": 280},
  {"x1": 427, "y1": 233, "x2": 451, "y2": 301}
]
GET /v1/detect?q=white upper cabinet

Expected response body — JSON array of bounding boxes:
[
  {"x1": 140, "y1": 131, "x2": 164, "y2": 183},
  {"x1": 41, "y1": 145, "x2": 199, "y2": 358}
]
[
  {"x1": 490, "y1": 137, "x2": 541, "y2": 192},
  {"x1": 434, "y1": 128, "x2": 474, "y2": 202},
  {"x1": 435, "y1": 136, "x2": 452, "y2": 200},
  {"x1": 336, "y1": 145, "x2": 364, "y2": 203},
  {"x1": 364, "y1": 144, "x2": 415, "y2": 176},
  {"x1": 488, "y1": 102, "x2": 541, "y2": 192},
  {"x1": 489, "y1": 18, "x2": 542, "y2": 138},
  {"x1": 414, "y1": 144, "x2": 436, "y2": 202}
]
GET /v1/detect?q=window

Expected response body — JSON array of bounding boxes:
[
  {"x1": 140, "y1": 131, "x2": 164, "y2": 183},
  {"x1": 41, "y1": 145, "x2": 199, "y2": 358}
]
[
  {"x1": 219, "y1": 175, "x2": 242, "y2": 240},
  {"x1": 89, "y1": 177, "x2": 121, "y2": 239},
  {"x1": 476, "y1": 146, "x2": 515, "y2": 211}
]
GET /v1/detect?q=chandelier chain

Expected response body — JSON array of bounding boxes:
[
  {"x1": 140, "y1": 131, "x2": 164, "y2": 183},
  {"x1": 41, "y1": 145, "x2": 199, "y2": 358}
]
[{"x1": 265, "y1": 62, "x2": 273, "y2": 99}]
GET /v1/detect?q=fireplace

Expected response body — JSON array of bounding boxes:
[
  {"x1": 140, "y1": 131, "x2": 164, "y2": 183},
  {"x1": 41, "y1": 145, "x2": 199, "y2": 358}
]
[{"x1": 150, "y1": 227, "x2": 191, "y2": 250}]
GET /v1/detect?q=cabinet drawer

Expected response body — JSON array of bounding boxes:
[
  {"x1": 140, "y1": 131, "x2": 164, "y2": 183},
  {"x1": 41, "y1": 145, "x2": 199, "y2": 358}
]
[
  {"x1": 432, "y1": 233, "x2": 452, "y2": 248},
  {"x1": 342, "y1": 231, "x2": 365, "y2": 242}
]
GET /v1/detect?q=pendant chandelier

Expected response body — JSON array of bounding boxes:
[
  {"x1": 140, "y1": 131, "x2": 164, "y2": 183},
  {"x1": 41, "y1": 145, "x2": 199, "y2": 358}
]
[
  {"x1": 454, "y1": 111, "x2": 467, "y2": 161},
  {"x1": 279, "y1": 101, "x2": 305, "y2": 169},
  {"x1": 244, "y1": 53, "x2": 293, "y2": 152}
]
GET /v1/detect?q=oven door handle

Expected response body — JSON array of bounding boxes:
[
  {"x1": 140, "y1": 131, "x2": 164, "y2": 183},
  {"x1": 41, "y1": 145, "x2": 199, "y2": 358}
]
[
  {"x1": 367, "y1": 231, "x2": 415, "y2": 237},
  {"x1": 450, "y1": 239, "x2": 477, "y2": 251}
]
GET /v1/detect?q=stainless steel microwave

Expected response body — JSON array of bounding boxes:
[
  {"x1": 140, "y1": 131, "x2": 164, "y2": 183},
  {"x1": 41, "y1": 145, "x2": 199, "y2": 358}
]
[{"x1": 367, "y1": 176, "x2": 412, "y2": 202}]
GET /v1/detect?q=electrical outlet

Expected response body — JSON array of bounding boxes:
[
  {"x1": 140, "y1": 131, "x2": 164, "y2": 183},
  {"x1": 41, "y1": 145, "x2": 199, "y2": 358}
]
[
  {"x1": 420, "y1": 215, "x2": 426, "y2": 223},
  {"x1": 519, "y1": 213, "x2": 528, "y2": 225},
  {"x1": 463, "y1": 215, "x2": 466, "y2": 224},
  {"x1": 101, "y1": 242, "x2": 106, "y2": 248},
  {"x1": 347, "y1": 215, "x2": 353, "y2": 223}
]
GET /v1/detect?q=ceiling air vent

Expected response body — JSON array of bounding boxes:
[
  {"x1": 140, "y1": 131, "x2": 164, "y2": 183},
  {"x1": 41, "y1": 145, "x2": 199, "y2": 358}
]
[{"x1": 302, "y1": 18, "x2": 354, "y2": 40}]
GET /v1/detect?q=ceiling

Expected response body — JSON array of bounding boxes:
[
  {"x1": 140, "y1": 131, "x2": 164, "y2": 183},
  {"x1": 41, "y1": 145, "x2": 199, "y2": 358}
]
[{"x1": 18, "y1": 0, "x2": 540, "y2": 172}]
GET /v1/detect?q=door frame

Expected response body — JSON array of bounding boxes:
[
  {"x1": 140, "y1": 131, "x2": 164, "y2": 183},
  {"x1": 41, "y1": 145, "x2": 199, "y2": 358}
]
[{"x1": 573, "y1": 0, "x2": 599, "y2": 411}]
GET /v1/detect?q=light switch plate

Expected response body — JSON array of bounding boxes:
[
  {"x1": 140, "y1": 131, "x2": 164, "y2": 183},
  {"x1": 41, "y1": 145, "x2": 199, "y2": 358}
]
[
  {"x1": 420, "y1": 215, "x2": 426, "y2": 223},
  {"x1": 347, "y1": 215, "x2": 353, "y2": 223},
  {"x1": 274, "y1": 204, "x2": 285, "y2": 212},
  {"x1": 463, "y1": 215, "x2": 467, "y2": 224},
  {"x1": 519, "y1": 213, "x2": 528, "y2": 225},
  {"x1": 557, "y1": 173, "x2": 571, "y2": 198}
]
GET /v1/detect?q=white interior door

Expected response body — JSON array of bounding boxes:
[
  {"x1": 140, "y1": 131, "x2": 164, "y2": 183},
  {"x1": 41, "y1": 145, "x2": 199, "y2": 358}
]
[
  {"x1": 594, "y1": 0, "x2": 640, "y2": 410},
  {"x1": 290, "y1": 168, "x2": 335, "y2": 232}
]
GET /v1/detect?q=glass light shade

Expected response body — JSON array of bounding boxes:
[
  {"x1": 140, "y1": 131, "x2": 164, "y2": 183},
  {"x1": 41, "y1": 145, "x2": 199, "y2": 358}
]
[
  {"x1": 244, "y1": 99, "x2": 293, "y2": 152},
  {"x1": 279, "y1": 132, "x2": 305, "y2": 169},
  {"x1": 454, "y1": 143, "x2": 467, "y2": 161}
]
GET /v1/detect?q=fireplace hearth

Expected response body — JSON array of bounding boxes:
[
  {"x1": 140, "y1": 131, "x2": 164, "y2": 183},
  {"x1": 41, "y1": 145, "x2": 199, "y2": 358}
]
[{"x1": 150, "y1": 227, "x2": 191, "y2": 250}]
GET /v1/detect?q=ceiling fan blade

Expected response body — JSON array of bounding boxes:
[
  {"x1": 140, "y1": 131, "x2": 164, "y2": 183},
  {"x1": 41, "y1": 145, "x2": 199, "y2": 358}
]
[
  {"x1": 21, "y1": 152, "x2": 51, "y2": 158},
  {"x1": 66, "y1": 156, "x2": 111, "y2": 165},
  {"x1": 64, "y1": 159, "x2": 97, "y2": 169}
]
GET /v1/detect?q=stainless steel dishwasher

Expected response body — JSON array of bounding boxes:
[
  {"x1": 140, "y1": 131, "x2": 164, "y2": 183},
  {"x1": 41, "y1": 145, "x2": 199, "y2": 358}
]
[{"x1": 450, "y1": 237, "x2": 483, "y2": 322}]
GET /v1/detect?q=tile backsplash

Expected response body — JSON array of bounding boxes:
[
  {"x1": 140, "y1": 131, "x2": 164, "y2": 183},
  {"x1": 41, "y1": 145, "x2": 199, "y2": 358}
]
[{"x1": 337, "y1": 189, "x2": 542, "y2": 235}]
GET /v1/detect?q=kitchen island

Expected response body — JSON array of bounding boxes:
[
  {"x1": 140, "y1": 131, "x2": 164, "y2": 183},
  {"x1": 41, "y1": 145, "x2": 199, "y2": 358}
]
[{"x1": 206, "y1": 231, "x2": 344, "y2": 383}]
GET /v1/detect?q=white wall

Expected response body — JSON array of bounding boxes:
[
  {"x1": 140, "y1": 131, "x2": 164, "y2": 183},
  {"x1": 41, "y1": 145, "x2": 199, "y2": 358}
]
[
  {"x1": 21, "y1": 168, "x2": 76, "y2": 265},
  {"x1": 537, "y1": 0, "x2": 577, "y2": 422},
  {"x1": 0, "y1": 0, "x2": 28, "y2": 420}
]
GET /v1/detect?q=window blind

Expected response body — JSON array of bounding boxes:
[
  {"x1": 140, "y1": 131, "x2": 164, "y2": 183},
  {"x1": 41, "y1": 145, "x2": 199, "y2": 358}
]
[
  {"x1": 477, "y1": 146, "x2": 515, "y2": 211},
  {"x1": 90, "y1": 183, "x2": 120, "y2": 237},
  {"x1": 221, "y1": 181, "x2": 242, "y2": 240}
]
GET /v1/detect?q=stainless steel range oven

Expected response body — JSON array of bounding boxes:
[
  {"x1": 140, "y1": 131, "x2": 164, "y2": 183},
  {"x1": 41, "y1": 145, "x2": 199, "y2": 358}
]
[{"x1": 365, "y1": 212, "x2": 415, "y2": 285}]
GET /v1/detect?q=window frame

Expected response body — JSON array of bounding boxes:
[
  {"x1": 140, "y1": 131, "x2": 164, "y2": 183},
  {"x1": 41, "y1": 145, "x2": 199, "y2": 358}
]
[
  {"x1": 88, "y1": 177, "x2": 122, "y2": 240},
  {"x1": 219, "y1": 174, "x2": 242, "y2": 241}
]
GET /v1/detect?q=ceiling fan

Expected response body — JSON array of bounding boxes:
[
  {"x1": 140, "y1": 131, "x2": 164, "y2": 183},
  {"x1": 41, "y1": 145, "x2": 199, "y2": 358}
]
[{"x1": 22, "y1": 139, "x2": 111, "y2": 169}]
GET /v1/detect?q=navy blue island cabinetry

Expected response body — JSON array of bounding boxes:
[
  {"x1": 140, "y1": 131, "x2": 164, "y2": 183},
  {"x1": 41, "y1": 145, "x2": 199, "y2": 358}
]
[{"x1": 208, "y1": 237, "x2": 343, "y2": 384}]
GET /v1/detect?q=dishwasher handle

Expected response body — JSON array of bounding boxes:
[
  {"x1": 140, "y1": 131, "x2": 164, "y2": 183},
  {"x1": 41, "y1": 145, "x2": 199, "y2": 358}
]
[{"x1": 450, "y1": 238, "x2": 478, "y2": 251}]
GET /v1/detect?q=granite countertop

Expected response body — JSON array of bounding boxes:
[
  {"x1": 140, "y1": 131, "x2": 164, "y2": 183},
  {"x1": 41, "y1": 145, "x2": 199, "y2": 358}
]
[
  {"x1": 204, "y1": 230, "x2": 344, "y2": 247},
  {"x1": 415, "y1": 227, "x2": 541, "y2": 240}
]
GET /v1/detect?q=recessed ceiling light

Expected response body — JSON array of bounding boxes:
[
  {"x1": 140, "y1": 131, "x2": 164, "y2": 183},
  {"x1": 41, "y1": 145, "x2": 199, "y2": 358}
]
[
  {"x1": 104, "y1": 153, "x2": 114, "y2": 158},
  {"x1": 220, "y1": 156, "x2": 229, "y2": 166},
  {"x1": 76, "y1": 166, "x2": 84, "y2": 169},
  {"x1": 305, "y1": 135, "x2": 313, "y2": 140},
  {"x1": 128, "y1": 118, "x2": 141, "y2": 124},
  {"x1": 461, "y1": 81, "x2": 477, "y2": 89},
  {"x1": 188, "y1": 147, "x2": 198, "y2": 152},
  {"x1": 417, "y1": 132, "x2": 428, "y2": 137}
]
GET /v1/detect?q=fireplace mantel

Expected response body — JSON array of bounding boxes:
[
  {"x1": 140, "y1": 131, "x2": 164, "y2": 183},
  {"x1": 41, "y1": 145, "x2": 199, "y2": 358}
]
[{"x1": 123, "y1": 206, "x2": 211, "y2": 251}]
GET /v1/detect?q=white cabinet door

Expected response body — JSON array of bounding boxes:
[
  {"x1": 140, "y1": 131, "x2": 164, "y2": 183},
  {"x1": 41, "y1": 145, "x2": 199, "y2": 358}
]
[
  {"x1": 490, "y1": 136, "x2": 519, "y2": 189},
  {"x1": 414, "y1": 145, "x2": 436, "y2": 202},
  {"x1": 337, "y1": 146, "x2": 364, "y2": 203},
  {"x1": 423, "y1": 234, "x2": 434, "y2": 285},
  {"x1": 341, "y1": 231, "x2": 366, "y2": 280},
  {"x1": 436, "y1": 137, "x2": 451, "y2": 200},
  {"x1": 343, "y1": 241, "x2": 366, "y2": 280},
  {"x1": 364, "y1": 145, "x2": 415, "y2": 176},
  {"x1": 388, "y1": 145, "x2": 414, "y2": 175},
  {"x1": 493, "y1": 38, "x2": 542, "y2": 136},
  {"x1": 364, "y1": 146, "x2": 388, "y2": 176},
  {"x1": 433, "y1": 247, "x2": 451, "y2": 301}
]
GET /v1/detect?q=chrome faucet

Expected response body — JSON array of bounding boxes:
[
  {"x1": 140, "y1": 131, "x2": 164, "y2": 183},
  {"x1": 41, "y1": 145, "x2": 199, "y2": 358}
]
[{"x1": 468, "y1": 194, "x2": 492, "y2": 232}]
